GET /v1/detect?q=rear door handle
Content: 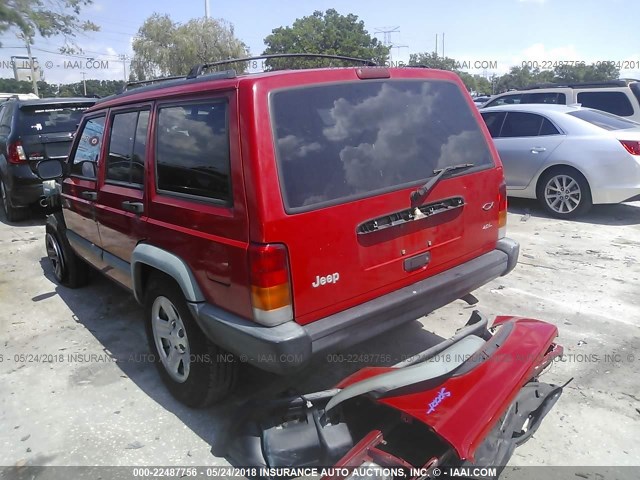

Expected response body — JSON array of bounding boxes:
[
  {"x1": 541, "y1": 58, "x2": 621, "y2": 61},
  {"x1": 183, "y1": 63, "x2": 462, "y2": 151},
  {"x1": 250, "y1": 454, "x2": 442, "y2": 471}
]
[
  {"x1": 121, "y1": 200, "x2": 144, "y2": 214},
  {"x1": 531, "y1": 147, "x2": 546, "y2": 154},
  {"x1": 80, "y1": 191, "x2": 97, "y2": 201}
]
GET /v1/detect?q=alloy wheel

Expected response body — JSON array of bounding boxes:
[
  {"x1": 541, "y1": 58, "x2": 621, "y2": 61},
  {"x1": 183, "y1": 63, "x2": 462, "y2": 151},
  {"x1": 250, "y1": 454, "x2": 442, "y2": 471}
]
[
  {"x1": 45, "y1": 232, "x2": 65, "y2": 281},
  {"x1": 544, "y1": 174, "x2": 581, "y2": 214},
  {"x1": 151, "y1": 296, "x2": 191, "y2": 383}
]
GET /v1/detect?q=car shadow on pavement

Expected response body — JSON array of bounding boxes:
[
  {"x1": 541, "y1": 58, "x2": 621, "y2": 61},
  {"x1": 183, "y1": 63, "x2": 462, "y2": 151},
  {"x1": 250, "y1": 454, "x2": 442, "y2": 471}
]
[
  {"x1": 38, "y1": 256, "x2": 446, "y2": 458},
  {"x1": 0, "y1": 207, "x2": 47, "y2": 227},
  {"x1": 508, "y1": 198, "x2": 640, "y2": 226}
]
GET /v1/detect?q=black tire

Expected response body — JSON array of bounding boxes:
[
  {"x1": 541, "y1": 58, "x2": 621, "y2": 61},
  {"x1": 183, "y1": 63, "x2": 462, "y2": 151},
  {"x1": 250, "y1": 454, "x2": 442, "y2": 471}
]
[
  {"x1": 45, "y1": 222, "x2": 90, "y2": 288},
  {"x1": 1, "y1": 178, "x2": 29, "y2": 222},
  {"x1": 537, "y1": 167, "x2": 592, "y2": 218},
  {"x1": 144, "y1": 274, "x2": 237, "y2": 407}
]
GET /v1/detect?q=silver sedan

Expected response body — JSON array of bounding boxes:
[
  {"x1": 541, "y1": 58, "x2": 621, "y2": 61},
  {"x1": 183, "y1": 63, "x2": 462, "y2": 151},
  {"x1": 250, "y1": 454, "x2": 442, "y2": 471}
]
[{"x1": 479, "y1": 104, "x2": 640, "y2": 217}]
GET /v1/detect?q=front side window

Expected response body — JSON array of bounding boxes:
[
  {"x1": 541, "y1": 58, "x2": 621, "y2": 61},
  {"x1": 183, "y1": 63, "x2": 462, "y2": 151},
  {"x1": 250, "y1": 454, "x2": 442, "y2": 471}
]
[
  {"x1": 481, "y1": 111, "x2": 506, "y2": 138},
  {"x1": 106, "y1": 110, "x2": 149, "y2": 186},
  {"x1": 155, "y1": 101, "x2": 230, "y2": 203},
  {"x1": 70, "y1": 116, "x2": 105, "y2": 178},
  {"x1": 272, "y1": 80, "x2": 494, "y2": 211},
  {"x1": 484, "y1": 94, "x2": 523, "y2": 108}
]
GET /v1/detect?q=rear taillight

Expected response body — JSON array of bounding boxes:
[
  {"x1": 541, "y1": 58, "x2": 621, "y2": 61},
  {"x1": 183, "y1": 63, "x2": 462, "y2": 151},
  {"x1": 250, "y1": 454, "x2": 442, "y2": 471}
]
[
  {"x1": 249, "y1": 243, "x2": 293, "y2": 326},
  {"x1": 498, "y1": 180, "x2": 507, "y2": 239},
  {"x1": 7, "y1": 141, "x2": 27, "y2": 164},
  {"x1": 620, "y1": 140, "x2": 640, "y2": 155}
]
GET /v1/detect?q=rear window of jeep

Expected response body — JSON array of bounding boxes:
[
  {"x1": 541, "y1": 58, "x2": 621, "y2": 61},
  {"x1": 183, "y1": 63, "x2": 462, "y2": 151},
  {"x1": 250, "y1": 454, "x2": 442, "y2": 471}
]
[{"x1": 271, "y1": 80, "x2": 493, "y2": 211}]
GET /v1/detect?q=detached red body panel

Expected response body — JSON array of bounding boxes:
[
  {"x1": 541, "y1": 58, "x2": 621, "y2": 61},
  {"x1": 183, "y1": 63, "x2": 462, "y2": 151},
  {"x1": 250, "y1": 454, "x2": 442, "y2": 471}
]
[{"x1": 339, "y1": 317, "x2": 561, "y2": 461}]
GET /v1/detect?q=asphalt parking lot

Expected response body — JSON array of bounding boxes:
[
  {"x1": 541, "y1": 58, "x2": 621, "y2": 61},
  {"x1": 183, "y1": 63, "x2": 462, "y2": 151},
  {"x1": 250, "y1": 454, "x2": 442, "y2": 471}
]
[{"x1": 1, "y1": 199, "x2": 639, "y2": 471}]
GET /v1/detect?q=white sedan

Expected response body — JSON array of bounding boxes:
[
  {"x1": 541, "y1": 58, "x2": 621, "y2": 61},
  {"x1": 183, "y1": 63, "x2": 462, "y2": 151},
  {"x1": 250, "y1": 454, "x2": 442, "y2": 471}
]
[{"x1": 479, "y1": 104, "x2": 640, "y2": 217}]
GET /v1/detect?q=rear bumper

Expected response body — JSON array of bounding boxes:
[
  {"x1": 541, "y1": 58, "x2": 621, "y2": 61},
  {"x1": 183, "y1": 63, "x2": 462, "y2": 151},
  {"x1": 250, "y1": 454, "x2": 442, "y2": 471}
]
[
  {"x1": 591, "y1": 186, "x2": 640, "y2": 204},
  {"x1": 190, "y1": 238, "x2": 519, "y2": 375},
  {"x1": 2, "y1": 164, "x2": 43, "y2": 207}
]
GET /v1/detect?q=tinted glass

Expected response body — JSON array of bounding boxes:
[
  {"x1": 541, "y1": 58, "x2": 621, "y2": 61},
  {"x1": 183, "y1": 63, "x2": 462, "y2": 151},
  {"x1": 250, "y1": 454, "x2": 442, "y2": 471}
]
[
  {"x1": 481, "y1": 111, "x2": 506, "y2": 137},
  {"x1": 568, "y1": 109, "x2": 640, "y2": 130},
  {"x1": 540, "y1": 118, "x2": 560, "y2": 135},
  {"x1": 500, "y1": 112, "x2": 544, "y2": 137},
  {"x1": 156, "y1": 102, "x2": 230, "y2": 202},
  {"x1": 484, "y1": 94, "x2": 522, "y2": 107},
  {"x1": 17, "y1": 104, "x2": 91, "y2": 135},
  {"x1": 70, "y1": 116, "x2": 105, "y2": 178},
  {"x1": 0, "y1": 104, "x2": 11, "y2": 126},
  {"x1": 106, "y1": 112, "x2": 137, "y2": 183},
  {"x1": 521, "y1": 92, "x2": 567, "y2": 104},
  {"x1": 272, "y1": 80, "x2": 494, "y2": 211},
  {"x1": 577, "y1": 91, "x2": 634, "y2": 117},
  {"x1": 132, "y1": 111, "x2": 149, "y2": 185}
]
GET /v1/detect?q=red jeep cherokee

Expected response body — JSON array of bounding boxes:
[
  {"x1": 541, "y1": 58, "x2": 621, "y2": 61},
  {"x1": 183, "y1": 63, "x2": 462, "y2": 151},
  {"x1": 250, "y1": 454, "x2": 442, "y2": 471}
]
[{"x1": 39, "y1": 57, "x2": 519, "y2": 407}]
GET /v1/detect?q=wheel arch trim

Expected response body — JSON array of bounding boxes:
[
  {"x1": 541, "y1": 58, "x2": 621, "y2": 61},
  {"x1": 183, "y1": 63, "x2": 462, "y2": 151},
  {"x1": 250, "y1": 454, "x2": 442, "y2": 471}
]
[
  {"x1": 533, "y1": 162, "x2": 592, "y2": 196},
  {"x1": 131, "y1": 243, "x2": 205, "y2": 304}
]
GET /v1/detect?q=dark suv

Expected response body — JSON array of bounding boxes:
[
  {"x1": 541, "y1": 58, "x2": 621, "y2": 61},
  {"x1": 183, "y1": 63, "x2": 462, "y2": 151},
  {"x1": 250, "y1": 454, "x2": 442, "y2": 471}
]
[
  {"x1": 37, "y1": 57, "x2": 519, "y2": 407},
  {"x1": 0, "y1": 97, "x2": 96, "y2": 221}
]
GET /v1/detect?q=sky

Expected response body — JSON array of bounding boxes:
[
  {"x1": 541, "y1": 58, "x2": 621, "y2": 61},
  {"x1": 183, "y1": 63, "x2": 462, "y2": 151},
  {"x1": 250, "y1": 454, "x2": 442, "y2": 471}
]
[{"x1": 0, "y1": 0, "x2": 639, "y2": 85}]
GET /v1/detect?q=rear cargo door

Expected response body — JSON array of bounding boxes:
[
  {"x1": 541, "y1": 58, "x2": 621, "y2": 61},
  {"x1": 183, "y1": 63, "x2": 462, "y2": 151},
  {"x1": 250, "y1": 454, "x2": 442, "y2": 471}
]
[
  {"x1": 269, "y1": 78, "x2": 502, "y2": 324},
  {"x1": 16, "y1": 103, "x2": 92, "y2": 174}
]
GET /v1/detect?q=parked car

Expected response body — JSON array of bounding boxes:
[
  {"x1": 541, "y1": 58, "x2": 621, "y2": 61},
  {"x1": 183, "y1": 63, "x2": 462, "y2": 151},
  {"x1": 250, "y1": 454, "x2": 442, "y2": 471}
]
[
  {"x1": 483, "y1": 80, "x2": 640, "y2": 122},
  {"x1": 0, "y1": 97, "x2": 96, "y2": 221},
  {"x1": 473, "y1": 95, "x2": 492, "y2": 108},
  {"x1": 480, "y1": 104, "x2": 640, "y2": 217},
  {"x1": 36, "y1": 57, "x2": 519, "y2": 407},
  {"x1": 0, "y1": 92, "x2": 39, "y2": 103}
]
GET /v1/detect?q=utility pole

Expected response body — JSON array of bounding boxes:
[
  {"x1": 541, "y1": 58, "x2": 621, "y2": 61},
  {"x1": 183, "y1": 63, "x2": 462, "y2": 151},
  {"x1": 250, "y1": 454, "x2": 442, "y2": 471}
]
[
  {"x1": 205, "y1": 0, "x2": 210, "y2": 18},
  {"x1": 442, "y1": 32, "x2": 445, "y2": 58},
  {"x1": 435, "y1": 34, "x2": 438, "y2": 57},
  {"x1": 16, "y1": 33, "x2": 39, "y2": 96},
  {"x1": 80, "y1": 72, "x2": 87, "y2": 96},
  {"x1": 118, "y1": 54, "x2": 128, "y2": 82}
]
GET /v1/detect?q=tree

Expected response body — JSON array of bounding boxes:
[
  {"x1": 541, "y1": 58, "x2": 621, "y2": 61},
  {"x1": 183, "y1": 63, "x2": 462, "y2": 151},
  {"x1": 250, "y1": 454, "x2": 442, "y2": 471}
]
[
  {"x1": 0, "y1": 0, "x2": 98, "y2": 49},
  {"x1": 1, "y1": 0, "x2": 99, "y2": 95},
  {"x1": 130, "y1": 14, "x2": 248, "y2": 80},
  {"x1": 263, "y1": 9, "x2": 389, "y2": 70},
  {"x1": 408, "y1": 52, "x2": 458, "y2": 71},
  {"x1": 553, "y1": 62, "x2": 620, "y2": 83}
]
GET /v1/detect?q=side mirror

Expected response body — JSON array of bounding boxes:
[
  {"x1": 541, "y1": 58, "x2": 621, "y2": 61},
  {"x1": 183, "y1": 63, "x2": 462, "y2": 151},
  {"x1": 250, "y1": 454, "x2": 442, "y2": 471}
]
[
  {"x1": 36, "y1": 159, "x2": 63, "y2": 180},
  {"x1": 79, "y1": 160, "x2": 96, "y2": 178}
]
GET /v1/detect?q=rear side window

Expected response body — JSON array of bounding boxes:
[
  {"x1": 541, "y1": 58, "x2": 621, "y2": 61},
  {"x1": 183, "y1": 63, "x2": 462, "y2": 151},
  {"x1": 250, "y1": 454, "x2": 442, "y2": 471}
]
[
  {"x1": 539, "y1": 118, "x2": 560, "y2": 135},
  {"x1": 106, "y1": 110, "x2": 149, "y2": 186},
  {"x1": 155, "y1": 101, "x2": 230, "y2": 203},
  {"x1": 631, "y1": 83, "x2": 640, "y2": 108},
  {"x1": 271, "y1": 80, "x2": 494, "y2": 211},
  {"x1": 16, "y1": 104, "x2": 91, "y2": 135},
  {"x1": 70, "y1": 116, "x2": 105, "y2": 178},
  {"x1": 576, "y1": 91, "x2": 634, "y2": 117},
  {"x1": 0, "y1": 104, "x2": 11, "y2": 134}
]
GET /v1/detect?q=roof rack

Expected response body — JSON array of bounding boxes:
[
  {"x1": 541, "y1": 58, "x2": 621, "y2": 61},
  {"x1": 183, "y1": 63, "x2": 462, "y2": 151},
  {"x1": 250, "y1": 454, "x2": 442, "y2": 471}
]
[
  {"x1": 123, "y1": 75, "x2": 187, "y2": 92},
  {"x1": 186, "y1": 53, "x2": 378, "y2": 79},
  {"x1": 524, "y1": 80, "x2": 629, "y2": 90}
]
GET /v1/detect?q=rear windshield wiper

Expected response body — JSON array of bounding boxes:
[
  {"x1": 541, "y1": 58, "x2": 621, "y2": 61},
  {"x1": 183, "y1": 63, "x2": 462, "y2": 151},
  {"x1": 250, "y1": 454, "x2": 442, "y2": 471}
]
[{"x1": 410, "y1": 163, "x2": 475, "y2": 205}]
